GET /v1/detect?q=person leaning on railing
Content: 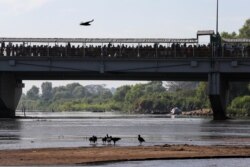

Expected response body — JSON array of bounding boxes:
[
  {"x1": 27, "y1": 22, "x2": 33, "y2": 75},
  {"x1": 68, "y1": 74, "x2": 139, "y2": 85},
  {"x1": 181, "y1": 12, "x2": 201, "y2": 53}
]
[
  {"x1": 0, "y1": 42, "x2": 5, "y2": 56},
  {"x1": 247, "y1": 45, "x2": 250, "y2": 57},
  {"x1": 6, "y1": 44, "x2": 11, "y2": 56}
]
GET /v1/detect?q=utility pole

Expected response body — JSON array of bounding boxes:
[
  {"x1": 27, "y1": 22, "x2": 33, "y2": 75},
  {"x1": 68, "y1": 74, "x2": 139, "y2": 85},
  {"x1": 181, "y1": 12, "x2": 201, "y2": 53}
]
[{"x1": 216, "y1": 0, "x2": 219, "y2": 34}]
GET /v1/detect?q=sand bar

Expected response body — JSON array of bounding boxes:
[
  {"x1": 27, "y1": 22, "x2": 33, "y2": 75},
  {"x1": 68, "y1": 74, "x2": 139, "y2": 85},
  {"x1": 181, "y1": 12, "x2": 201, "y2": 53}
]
[{"x1": 0, "y1": 145, "x2": 250, "y2": 166}]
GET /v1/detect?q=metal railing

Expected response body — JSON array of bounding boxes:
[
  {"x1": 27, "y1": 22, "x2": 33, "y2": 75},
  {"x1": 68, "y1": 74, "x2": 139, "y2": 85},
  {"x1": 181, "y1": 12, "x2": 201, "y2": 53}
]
[{"x1": 0, "y1": 38, "x2": 249, "y2": 59}]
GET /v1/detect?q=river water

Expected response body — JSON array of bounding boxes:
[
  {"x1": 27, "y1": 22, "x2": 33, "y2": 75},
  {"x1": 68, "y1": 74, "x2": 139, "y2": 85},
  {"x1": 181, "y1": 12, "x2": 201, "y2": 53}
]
[{"x1": 1, "y1": 111, "x2": 250, "y2": 166}]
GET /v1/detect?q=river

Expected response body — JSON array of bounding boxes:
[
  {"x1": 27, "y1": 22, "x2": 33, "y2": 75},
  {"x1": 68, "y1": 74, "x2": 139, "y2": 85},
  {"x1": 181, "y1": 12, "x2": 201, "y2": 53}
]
[{"x1": 1, "y1": 111, "x2": 250, "y2": 166}]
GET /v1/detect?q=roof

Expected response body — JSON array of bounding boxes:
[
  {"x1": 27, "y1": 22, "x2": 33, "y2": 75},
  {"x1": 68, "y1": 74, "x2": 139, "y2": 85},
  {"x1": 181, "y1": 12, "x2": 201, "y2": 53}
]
[
  {"x1": 0, "y1": 38, "x2": 198, "y2": 44},
  {"x1": 197, "y1": 30, "x2": 215, "y2": 36}
]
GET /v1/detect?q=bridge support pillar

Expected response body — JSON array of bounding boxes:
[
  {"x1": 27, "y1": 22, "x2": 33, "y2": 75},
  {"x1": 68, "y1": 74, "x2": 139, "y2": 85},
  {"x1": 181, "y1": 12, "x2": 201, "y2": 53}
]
[
  {"x1": 208, "y1": 73, "x2": 228, "y2": 120},
  {"x1": 0, "y1": 73, "x2": 23, "y2": 118}
]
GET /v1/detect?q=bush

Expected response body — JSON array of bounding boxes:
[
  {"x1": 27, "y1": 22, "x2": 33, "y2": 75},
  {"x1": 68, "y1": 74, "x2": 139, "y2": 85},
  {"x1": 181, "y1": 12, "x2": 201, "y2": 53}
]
[{"x1": 228, "y1": 96, "x2": 250, "y2": 116}]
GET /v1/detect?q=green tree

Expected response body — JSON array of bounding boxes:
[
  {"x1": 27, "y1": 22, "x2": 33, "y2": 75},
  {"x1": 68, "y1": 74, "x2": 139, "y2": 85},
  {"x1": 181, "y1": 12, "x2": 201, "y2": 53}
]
[
  {"x1": 145, "y1": 81, "x2": 165, "y2": 93},
  {"x1": 125, "y1": 84, "x2": 145, "y2": 103},
  {"x1": 221, "y1": 32, "x2": 237, "y2": 38},
  {"x1": 99, "y1": 89, "x2": 113, "y2": 100},
  {"x1": 195, "y1": 82, "x2": 209, "y2": 108},
  {"x1": 221, "y1": 18, "x2": 250, "y2": 38},
  {"x1": 52, "y1": 86, "x2": 70, "y2": 100},
  {"x1": 229, "y1": 96, "x2": 250, "y2": 116},
  {"x1": 113, "y1": 85, "x2": 131, "y2": 102},
  {"x1": 72, "y1": 86, "x2": 86, "y2": 98},
  {"x1": 229, "y1": 82, "x2": 250, "y2": 102},
  {"x1": 53, "y1": 91, "x2": 71, "y2": 101},
  {"x1": 85, "y1": 85, "x2": 107, "y2": 98},
  {"x1": 41, "y1": 82, "x2": 52, "y2": 102},
  {"x1": 167, "y1": 82, "x2": 198, "y2": 92},
  {"x1": 26, "y1": 86, "x2": 39, "y2": 100},
  {"x1": 66, "y1": 83, "x2": 82, "y2": 98},
  {"x1": 239, "y1": 19, "x2": 250, "y2": 38}
]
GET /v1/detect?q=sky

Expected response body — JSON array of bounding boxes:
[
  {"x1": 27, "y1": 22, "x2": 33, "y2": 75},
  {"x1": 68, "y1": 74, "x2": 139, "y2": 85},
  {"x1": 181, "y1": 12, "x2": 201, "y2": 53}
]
[{"x1": 0, "y1": 0, "x2": 249, "y2": 93}]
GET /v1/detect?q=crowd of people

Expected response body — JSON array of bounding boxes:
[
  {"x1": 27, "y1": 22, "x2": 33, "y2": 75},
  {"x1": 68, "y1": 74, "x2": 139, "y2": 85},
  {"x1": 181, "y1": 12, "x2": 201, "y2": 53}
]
[
  {"x1": 223, "y1": 43, "x2": 250, "y2": 58},
  {"x1": 0, "y1": 42, "x2": 249, "y2": 58}
]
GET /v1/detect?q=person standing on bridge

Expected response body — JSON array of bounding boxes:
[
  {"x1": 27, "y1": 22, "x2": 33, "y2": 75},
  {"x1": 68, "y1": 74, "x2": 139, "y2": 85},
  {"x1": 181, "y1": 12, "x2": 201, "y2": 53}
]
[{"x1": 0, "y1": 42, "x2": 5, "y2": 56}]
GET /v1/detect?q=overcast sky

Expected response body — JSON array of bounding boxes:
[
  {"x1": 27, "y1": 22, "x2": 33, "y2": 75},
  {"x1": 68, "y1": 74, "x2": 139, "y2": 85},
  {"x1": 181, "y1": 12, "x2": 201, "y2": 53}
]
[{"x1": 0, "y1": 0, "x2": 249, "y2": 92}]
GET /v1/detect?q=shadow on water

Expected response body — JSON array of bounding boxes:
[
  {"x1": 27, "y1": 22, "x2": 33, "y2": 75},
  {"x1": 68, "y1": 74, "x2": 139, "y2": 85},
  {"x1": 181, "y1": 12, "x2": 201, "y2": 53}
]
[
  {"x1": 0, "y1": 118, "x2": 21, "y2": 143},
  {"x1": 199, "y1": 119, "x2": 250, "y2": 144}
]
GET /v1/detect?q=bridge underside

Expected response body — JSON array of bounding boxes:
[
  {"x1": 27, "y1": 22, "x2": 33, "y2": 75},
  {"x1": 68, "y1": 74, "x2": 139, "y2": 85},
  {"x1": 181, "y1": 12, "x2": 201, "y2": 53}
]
[
  {"x1": 1, "y1": 57, "x2": 250, "y2": 119},
  {"x1": 15, "y1": 72, "x2": 208, "y2": 81}
]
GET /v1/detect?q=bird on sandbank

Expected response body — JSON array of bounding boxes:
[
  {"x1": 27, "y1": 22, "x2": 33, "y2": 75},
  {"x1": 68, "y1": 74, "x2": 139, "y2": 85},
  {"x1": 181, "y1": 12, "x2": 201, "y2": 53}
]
[
  {"x1": 102, "y1": 134, "x2": 121, "y2": 145},
  {"x1": 138, "y1": 134, "x2": 145, "y2": 145},
  {"x1": 111, "y1": 137, "x2": 121, "y2": 145},
  {"x1": 89, "y1": 135, "x2": 97, "y2": 144},
  {"x1": 102, "y1": 134, "x2": 109, "y2": 144}
]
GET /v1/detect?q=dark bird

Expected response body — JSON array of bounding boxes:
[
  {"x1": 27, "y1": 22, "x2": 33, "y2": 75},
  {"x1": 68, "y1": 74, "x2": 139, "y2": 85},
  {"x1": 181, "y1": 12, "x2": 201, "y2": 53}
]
[
  {"x1": 106, "y1": 135, "x2": 112, "y2": 144},
  {"x1": 111, "y1": 137, "x2": 121, "y2": 145},
  {"x1": 102, "y1": 136, "x2": 107, "y2": 144},
  {"x1": 138, "y1": 135, "x2": 145, "y2": 145},
  {"x1": 102, "y1": 134, "x2": 109, "y2": 144},
  {"x1": 80, "y1": 19, "x2": 94, "y2": 26},
  {"x1": 89, "y1": 135, "x2": 97, "y2": 144}
]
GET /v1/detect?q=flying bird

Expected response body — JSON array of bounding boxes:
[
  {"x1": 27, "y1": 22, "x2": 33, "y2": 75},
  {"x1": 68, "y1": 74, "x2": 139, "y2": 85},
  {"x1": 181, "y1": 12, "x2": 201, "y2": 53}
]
[{"x1": 80, "y1": 19, "x2": 94, "y2": 26}]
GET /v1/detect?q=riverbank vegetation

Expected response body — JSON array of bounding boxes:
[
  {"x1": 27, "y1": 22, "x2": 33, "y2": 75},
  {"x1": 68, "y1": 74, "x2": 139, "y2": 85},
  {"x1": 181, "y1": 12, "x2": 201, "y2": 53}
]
[{"x1": 18, "y1": 81, "x2": 250, "y2": 117}]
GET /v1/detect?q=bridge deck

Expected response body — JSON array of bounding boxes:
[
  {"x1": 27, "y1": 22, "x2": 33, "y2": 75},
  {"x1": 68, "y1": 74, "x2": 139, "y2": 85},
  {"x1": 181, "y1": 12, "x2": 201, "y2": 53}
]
[{"x1": 0, "y1": 37, "x2": 249, "y2": 81}]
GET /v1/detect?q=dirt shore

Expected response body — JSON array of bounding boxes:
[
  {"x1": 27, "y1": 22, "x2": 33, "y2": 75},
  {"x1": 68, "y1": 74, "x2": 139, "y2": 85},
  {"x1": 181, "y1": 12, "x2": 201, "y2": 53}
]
[{"x1": 0, "y1": 145, "x2": 249, "y2": 166}]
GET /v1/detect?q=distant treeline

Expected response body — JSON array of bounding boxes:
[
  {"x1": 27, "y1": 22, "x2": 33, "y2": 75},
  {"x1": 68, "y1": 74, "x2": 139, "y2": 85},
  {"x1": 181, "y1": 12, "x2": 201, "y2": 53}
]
[{"x1": 18, "y1": 81, "x2": 250, "y2": 117}]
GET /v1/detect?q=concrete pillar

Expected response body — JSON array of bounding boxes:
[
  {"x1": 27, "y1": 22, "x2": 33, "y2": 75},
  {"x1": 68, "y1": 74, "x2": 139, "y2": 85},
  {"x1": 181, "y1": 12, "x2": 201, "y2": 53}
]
[
  {"x1": 0, "y1": 73, "x2": 23, "y2": 118},
  {"x1": 208, "y1": 73, "x2": 228, "y2": 120}
]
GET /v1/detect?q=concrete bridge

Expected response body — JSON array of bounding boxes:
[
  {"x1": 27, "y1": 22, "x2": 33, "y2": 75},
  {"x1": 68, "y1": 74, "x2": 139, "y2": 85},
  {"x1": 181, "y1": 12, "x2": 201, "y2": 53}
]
[{"x1": 0, "y1": 33, "x2": 250, "y2": 120}]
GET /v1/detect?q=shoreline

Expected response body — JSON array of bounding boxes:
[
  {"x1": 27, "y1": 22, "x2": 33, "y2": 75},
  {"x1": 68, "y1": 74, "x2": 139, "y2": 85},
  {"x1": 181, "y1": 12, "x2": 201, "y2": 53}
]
[
  {"x1": 83, "y1": 156, "x2": 250, "y2": 166},
  {"x1": 0, "y1": 145, "x2": 249, "y2": 166}
]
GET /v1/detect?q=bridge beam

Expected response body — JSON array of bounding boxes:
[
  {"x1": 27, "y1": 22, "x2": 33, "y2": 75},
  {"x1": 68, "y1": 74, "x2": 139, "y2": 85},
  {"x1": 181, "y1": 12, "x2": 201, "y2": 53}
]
[
  {"x1": 208, "y1": 73, "x2": 228, "y2": 120},
  {"x1": 0, "y1": 73, "x2": 23, "y2": 118}
]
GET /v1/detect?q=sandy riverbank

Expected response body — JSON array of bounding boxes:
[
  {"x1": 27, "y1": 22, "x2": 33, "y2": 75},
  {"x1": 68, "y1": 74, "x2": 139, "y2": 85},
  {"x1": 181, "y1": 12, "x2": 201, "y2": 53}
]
[
  {"x1": 182, "y1": 109, "x2": 213, "y2": 116},
  {"x1": 0, "y1": 145, "x2": 250, "y2": 166}
]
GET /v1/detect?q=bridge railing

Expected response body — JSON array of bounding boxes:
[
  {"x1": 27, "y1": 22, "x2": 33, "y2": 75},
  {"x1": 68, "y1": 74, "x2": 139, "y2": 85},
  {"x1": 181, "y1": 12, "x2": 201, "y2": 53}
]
[
  {"x1": 0, "y1": 38, "x2": 249, "y2": 59},
  {"x1": 0, "y1": 43, "x2": 214, "y2": 59},
  {"x1": 222, "y1": 38, "x2": 250, "y2": 58}
]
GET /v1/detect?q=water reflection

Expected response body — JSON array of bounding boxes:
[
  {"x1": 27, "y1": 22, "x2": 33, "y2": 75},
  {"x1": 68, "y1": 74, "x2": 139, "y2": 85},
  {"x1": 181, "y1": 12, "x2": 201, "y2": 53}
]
[
  {"x1": 199, "y1": 120, "x2": 250, "y2": 145},
  {"x1": 97, "y1": 159, "x2": 250, "y2": 167},
  {"x1": 1, "y1": 112, "x2": 250, "y2": 150},
  {"x1": 0, "y1": 119, "x2": 21, "y2": 145}
]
